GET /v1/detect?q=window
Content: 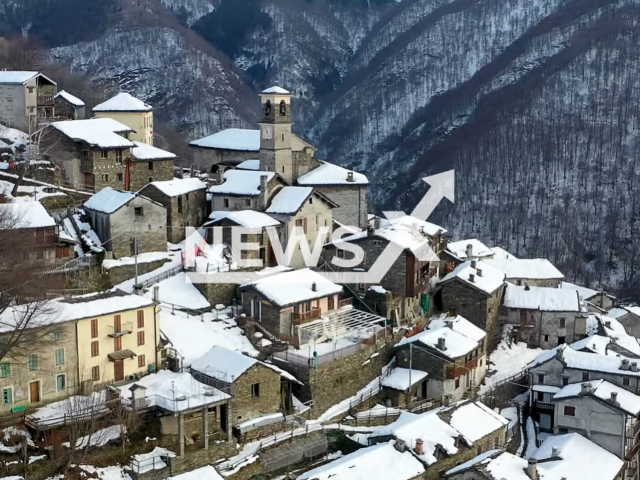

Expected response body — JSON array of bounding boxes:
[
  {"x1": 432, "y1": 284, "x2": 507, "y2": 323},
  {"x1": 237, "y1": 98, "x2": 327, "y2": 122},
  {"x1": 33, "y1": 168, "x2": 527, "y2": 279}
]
[
  {"x1": 244, "y1": 198, "x2": 251, "y2": 207},
  {"x1": 114, "y1": 336, "x2": 122, "y2": 351},
  {"x1": 149, "y1": 177, "x2": 153, "y2": 183},
  {"x1": 562, "y1": 377, "x2": 569, "y2": 386},
  {"x1": 476, "y1": 446, "x2": 483, "y2": 455},
  {"x1": 134, "y1": 207, "x2": 144, "y2": 217},
  {"x1": 624, "y1": 377, "x2": 630, "y2": 386},
  {"x1": 224, "y1": 198, "x2": 230, "y2": 208},
  {"x1": 582, "y1": 371, "x2": 590, "y2": 381},
  {"x1": 2, "y1": 387, "x2": 12, "y2": 405},
  {"x1": 138, "y1": 355, "x2": 146, "y2": 368},
  {"x1": 53, "y1": 328, "x2": 63, "y2": 341},
  {"x1": 557, "y1": 336, "x2": 565, "y2": 345},
  {"x1": 177, "y1": 197, "x2": 183, "y2": 213},
  {"x1": 455, "y1": 378, "x2": 460, "y2": 389},
  {"x1": 28, "y1": 354, "x2": 37, "y2": 371},
  {"x1": 91, "y1": 341, "x2": 99, "y2": 357},
  {"x1": 1, "y1": 363, "x2": 11, "y2": 378},
  {"x1": 116, "y1": 150, "x2": 123, "y2": 164},
  {"x1": 280, "y1": 100, "x2": 287, "y2": 116},
  {"x1": 564, "y1": 406, "x2": 576, "y2": 417},
  {"x1": 117, "y1": 173, "x2": 123, "y2": 182},
  {"x1": 251, "y1": 383, "x2": 260, "y2": 398},
  {"x1": 337, "y1": 249, "x2": 345, "y2": 259},
  {"x1": 559, "y1": 317, "x2": 566, "y2": 328},
  {"x1": 103, "y1": 174, "x2": 109, "y2": 182},
  {"x1": 55, "y1": 348, "x2": 65, "y2": 365},
  {"x1": 537, "y1": 374, "x2": 545, "y2": 384},
  {"x1": 309, "y1": 197, "x2": 313, "y2": 204},
  {"x1": 82, "y1": 150, "x2": 90, "y2": 159},
  {"x1": 56, "y1": 374, "x2": 65, "y2": 392},
  {"x1": 537, "y1": 391, "x2": 544, "y2": 402},
  {"x1": 148, "y1": 162, "x2": 153, "y2": 171},
  {"x1": 91, "y1": 319, "x2": 98, "y2": 338},
  {"x1": 137, "y1": 331, "x2": 145, "y2": 346},
  {"x1": 27, "y1": 86, "x2": 34, "y2": 93},
  {"x1": 101, "y1": 150, "x2": 108, "y2": 159},
  {"x1": 544, "y1": 335, "x2": 549, "y2": 342},
  {"x1": 282, "y1": 165, "x2": 285, "y2": 173},
  {"x1": 91, "y1": 365, "x2": 100, "y2": 381},
  {"x1": 137, "y1": 310, "x2": 144, "y2": 328}
]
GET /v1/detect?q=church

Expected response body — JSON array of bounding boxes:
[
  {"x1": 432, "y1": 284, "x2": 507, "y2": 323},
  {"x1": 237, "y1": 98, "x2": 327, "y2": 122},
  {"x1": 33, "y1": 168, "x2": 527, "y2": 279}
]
[{"x1": 191, "y1": 87, "x2": 369, "y2": 230}]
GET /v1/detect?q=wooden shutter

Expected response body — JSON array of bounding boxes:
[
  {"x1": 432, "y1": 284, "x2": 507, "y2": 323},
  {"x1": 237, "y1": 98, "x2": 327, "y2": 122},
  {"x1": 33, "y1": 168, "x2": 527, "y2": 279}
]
[
  {"x1": 91, "y1": 341, "x2": 99, "y2": 357},
  {"x1": 91, "y1": 319, "x2": 98, "y2": 338},
  {"x1": 114, "y1": 315, "x2": 121, "y2": 333},
  {"x1": 137, "y1": 310, "x2": 144, "y2": 328},
  {"x1": 114, "y1": 336, "x2": 122, "y2": 351},
  {"x1": 137, "y1": 331, "x2": 145, "y2": 346}
]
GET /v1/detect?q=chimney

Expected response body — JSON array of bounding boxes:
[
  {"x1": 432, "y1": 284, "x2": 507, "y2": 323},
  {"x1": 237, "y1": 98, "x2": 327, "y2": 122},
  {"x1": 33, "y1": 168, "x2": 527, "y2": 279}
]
[
  {"x1": 622, "y1": 359, "x2": 630, "y2": 370},
  {"x1": 469, "y1": 273, "x2": 475, "y2": 283},
  {"x1": 632, "y1": 362, "x2": 638, "y2": 372},
  {"x1": 347, "y1": 171, "x2": 355, "y2": 183},
  {"x1": 437, "y1": 337, "x2": 446, "y2": 351},
  {"x1": 580, "y1": 383, "x2": 591, "y2": 395},
  {"x1": 374, "y1": 216, "x2": 381, "y2": 230},
  {"x1": 394, "y1": 439, "x2": 406, "y2": 452},
  {"x1": 311, "y1": 282, "x2": 317, "y2": 292},
  {"x1": 367, "y1": 224, "x2": 375, "y2": 236},
  {"x1": 551, "y1": 446, "x2": 560, "y2": 457},
  {"x1": 466, "y1": 243, "x2": 473, "y2": 258},
  {"x1": 610, "y1": 391, "x2": 618, "y2": 404},
  {"x1": 524, "y1": 285, "x2": 531, "y2": 291},
  {"x1": 526, "y1": 459, "x2": 538, "y2": 479},
  {"x1": 448, "y1": 307, "x2": 456, "y2": 317},
  {"x1": 605, "y1": 320, "x2": 611, "y2": 328},
  {"x1": 153, "y1": 286, "x2": 160, "y2": 304},
  {"x1": 476, "y1": 268, "x2": 483, "y2": 277},
  {"x1": 259, "y1": 174, "x2": 269, "y2": 209},
  {"x1": 471, "y1": 260, "x2": 477, "y2": 268},
  {"x1": 414, "y1": 439, "x2": 424, "y2": 455}
]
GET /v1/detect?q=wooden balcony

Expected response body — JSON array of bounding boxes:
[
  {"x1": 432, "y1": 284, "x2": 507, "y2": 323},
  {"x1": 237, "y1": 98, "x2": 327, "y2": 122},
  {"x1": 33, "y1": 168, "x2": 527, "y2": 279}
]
[
  {"x1": 107, "y1": 322, "x2": 133, "y2": 337},
  {"x1": 446, "y1": 357, "x2": 478, "y2": 379},
  {"x1": 292, "y1": 308, "x2": 321, "y2": 325}
]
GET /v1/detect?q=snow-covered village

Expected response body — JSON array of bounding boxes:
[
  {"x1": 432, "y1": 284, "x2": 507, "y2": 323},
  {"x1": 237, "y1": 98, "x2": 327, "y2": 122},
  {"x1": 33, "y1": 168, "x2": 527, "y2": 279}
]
[{"x1": 0, "y1": 63, "x2": 637, "y2": 480}]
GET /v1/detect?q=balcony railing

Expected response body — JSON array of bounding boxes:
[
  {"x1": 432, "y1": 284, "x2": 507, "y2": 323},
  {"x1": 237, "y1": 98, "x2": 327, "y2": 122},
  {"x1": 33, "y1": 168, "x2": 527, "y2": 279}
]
[
  {"x1": 38, "y1": 95, "x2": 55, "y2": 105},
  {"x1": 292, "y1": 308, "x2": 321, "y2": 325},
  {"x1": 107, "y1": 322, "x2": 133, "y2": 337},
  {"x1": 446, "y1": 357, "x2": 478, "y2": 379}
]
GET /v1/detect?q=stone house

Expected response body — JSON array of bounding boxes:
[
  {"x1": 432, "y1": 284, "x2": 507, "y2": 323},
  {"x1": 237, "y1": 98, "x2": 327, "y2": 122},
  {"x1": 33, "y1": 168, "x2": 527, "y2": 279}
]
[
  {"x1": 83, "y1": 187, "x2": 167, "y2": 259},
  {"x1": 203, "y1": 210, "x2": 280, "y2": 268},
  {"x1": 368, "y1": 401, "x2": 508, "y2": 480},
  {"x1": 209, "y1": 170, "x2": 284, "y2": 212},
  {"x1": 189, "y1": 346, "x2": 297, "y2": 428},
  {"x1": 93, "y1": 92, "x2": 154, "y2": 145},
  {"x1": 501, "y1": 284, "x2": 589, "y2": 349},
  {"x1": 0, "y1": 202, "x2": 74, "y2": 266},
  {"x1": 394, "y1": 314, "x2": 488, "y2": 404},
  {"x1": 528, "y1": 344, "x2": 640, "y2": 433},
  {"x1": 128, "y1": 142, "x2": 176, "y2": 191},
  {"x1": 436, "y1": 260, "x2": 505, "y2": 352},
  {"x1": 239, "y1": 268, "x2": 344, "y2": 339},
  {"x1": 0, "y1": 290, "x2": 157, "y2": 413},
  {"x1": 609, "y1": 306, "x2": 640, "y2": 339},
  {"x1": 481, "y1": 250, "x2": 564, "y2": 287},
  {"x1": 0, "y1": 71, "x2": 57, "y2": 129},
  {"x1": 551, "y1": 379, "x2": 640, "y2": 472},
  {"x1": 139, "y1": 178, "x2": 207, "y2": 243},
  {"x1": 561, "y1": 281, "x2": 615, "y2": 312},
  {"x1": 444, "y1": 238, "x2": 495, "y2": 265},
  {"x1": 321, "y1": 215, "x2": 448, "y2": 325},
  {"x1": 46, "y1": 118, "x2": 135, "y2": 191},
  {"x1": 54, "y1": 90, "x2": 85, "y2": 120},
  {"x1": 265, "y1": 186, "x2": 336, "y2": 269}
]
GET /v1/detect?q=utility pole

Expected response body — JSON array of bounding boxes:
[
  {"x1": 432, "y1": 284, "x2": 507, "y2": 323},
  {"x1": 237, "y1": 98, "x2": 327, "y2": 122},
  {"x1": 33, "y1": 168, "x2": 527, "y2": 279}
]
[
  {"x1": 408, "y1": 342, "x2": 413, "y2": 407},
  {"x1": 134, "y1": 217, "x2": 139, "y2": 287}
]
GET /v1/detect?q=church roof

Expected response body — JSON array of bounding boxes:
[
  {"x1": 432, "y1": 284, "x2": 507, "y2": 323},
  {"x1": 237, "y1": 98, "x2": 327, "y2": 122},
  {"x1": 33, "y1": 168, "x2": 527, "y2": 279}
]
[
  {"x1": 297, "y1": 161, "x2": 368, "y2": 186},
  {"x1": 190, "y1": 129, "x2": 260, "y2": 151},
  {"x1": 262, "y1": 86, "x2": 291, "y2": 95}
]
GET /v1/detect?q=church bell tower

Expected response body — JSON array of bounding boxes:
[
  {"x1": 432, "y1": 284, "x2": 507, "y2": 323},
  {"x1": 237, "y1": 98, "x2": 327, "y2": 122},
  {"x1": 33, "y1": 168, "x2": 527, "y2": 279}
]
[{"x1": 259, "y1": 86, "x2": 294, "y2": 183}]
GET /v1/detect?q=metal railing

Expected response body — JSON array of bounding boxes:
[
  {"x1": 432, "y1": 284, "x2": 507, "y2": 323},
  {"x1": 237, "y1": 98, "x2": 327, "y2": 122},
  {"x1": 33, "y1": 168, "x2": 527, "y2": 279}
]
[{"x1": 137, "y1": 265, "x2": 183, "y2": 288}]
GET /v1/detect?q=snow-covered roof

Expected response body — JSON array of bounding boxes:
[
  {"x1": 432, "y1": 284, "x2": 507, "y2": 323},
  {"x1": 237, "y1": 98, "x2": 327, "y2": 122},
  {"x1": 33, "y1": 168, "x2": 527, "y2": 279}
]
[
  {"x1": 83, "y1": 187, "x2": 137, "y2": 214},
  {"x1": 0, "y1": 202, "x2": 56, "y2": 228},
  {"x1": 240, "y1": 268, "x2": 342, "y2": 308},
  {"x1": 336, "y1": 215, "x2": 445, "y2": 258},
  {"x1": 624, "y1": 305, "x2": 640, "y2": 318},
  {"x1": 51, "y1": 118, "x2": 134, "y2": 149},
  {"x1": 396, "y1": 314, "x2": 486, "y2": 360},
  {"x1": 146, "y1": 178, "x2": 206, "y2": 197},
  {"x1": 236, "y1": 159, "x2": 260, "y2": 170},
  {"x1": 190, "y1": 345, "x2": 297, "y2": 383},
  {"x1": 168, "y1": 466, "x2": 224, "y2": 480},
  {"x1": 595, "y1": 314, "x2": 640, "y2": 356},
  {"x1": 0, "y1": 290, "x2": 153, "y2": 334},
  {"x1": 299, "y1": 441, "x2": 424, "y2": 480},
  {"x1": 570, "y1": 335, "x2": 612, "y2": 355},
  {"x1": 529, "y1": 344, "x2": 640, "y2": 377},
  {"x1": 445, "y1": 449, "x2": 502, "y2": 476},
  {"x1": 381, "y1": 368, "x2": 428, "y2": 391},
  {"x1": 54, "y1": 90, "x2": 85, "y2": 107},
  {"x1": 207, "y1": 210, "x2": 279, "y2": 228},
  {"x1": 446, "y1": 239, "x2": 494, "y2": 261},
  {"x1": 607, "y1": 307, "x2": 629, "y2": 319},
  {"x1": 482, "y1": 256, "x2": 564, "y2": 281},
  {"x1": 265, "y1": 186, "x2": 314, "y2": 214},
  {"x1": 262, "y1": 86, "x2": 291, "y2": 95},
  {"x1": 447, "y1": 401, "x2": 509, "y2": 442},
  {"x1": 532, "y1": 385, "x2": 562, "y2": 393},
  {"x1": 531, "y1": 433, "x2": 624, "y2": 480},
  {"x1": 439, "y1": 260, "x2": 505, "y2": 296},
  {"x1": 503, "y1": 284, "x2": 585, "y2": 312},
  {"x1": 118, "y1": 370, "x2": 229, "y2": 412},
  {"x1": 561, "y1": 281, "x2": 600, "y2": 300},
  {"x1": 297, "y1": 161, "x2": 369, "y2": 186},
  {"x1": 190, "y1": 128, "x2": 260, "y2": 151},
  {"x1": 209, "y1": 170, "x2": 275, "y2": 196},
  {"x1": 93, "y1": 92, "x2": 152, "y2": 112},
  {"x1": 553, "y1": 379, "x2": 640, "y2": 415},
  {"x1": 131, "y1": 142, "x2": 177, "y2": 161},
  {"x1": 0, "y1": 71, "x2": 45, "y2": 85}
]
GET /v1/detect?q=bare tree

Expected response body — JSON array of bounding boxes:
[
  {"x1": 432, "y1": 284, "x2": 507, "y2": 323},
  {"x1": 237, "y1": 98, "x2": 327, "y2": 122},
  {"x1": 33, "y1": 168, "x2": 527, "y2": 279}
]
[{"x1": 109, "y1": 403, "x2": 143, "y2": 457}]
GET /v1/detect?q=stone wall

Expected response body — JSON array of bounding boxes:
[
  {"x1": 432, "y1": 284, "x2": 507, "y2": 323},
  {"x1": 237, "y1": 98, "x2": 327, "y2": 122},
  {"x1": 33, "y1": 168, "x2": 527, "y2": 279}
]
[
  {"x1": 233, "y1": 364, "x2": 282, "y2": 426},
  {"x1": 191, "y1": 147, "x2": 254, "y2": 173},
  {"x1": 313, "y1": 184, "x2": 368, "y2": 229},
  {"x1": 194, "y1": 282, "x2": 237, "y2": 306},
  {"x1": 129, "y1": 160, "x2": 175, "y2": 192},
  {"x1": 105, "y1": 259, "x2": 169, "y2": 285},
  {"x1": 108, "y1": 196, "x2": 167, "y2": 259}
]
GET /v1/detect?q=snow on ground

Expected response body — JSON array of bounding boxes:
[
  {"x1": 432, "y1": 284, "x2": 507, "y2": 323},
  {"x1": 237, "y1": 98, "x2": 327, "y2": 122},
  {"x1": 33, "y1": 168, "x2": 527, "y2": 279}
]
[
  {"x1": 500, "y1": 407, "x2": 518, "y2": 432},
  {"x1": 102, "y1": 252, "x2": 169, "y2": 270},
  {"x1": 28, "y1": 455, "x2": 46, "y2": 464},
  {"x1": 63, "y1": 425, "x2": 125, "y2": 449},
  {"x1": 73, "y1": 212, "x2": 103, "y2": 252},
  {"x1": 524, "y1": 417, "x2": 538, "y2": 459},
  {"x1": 0, "y1": 180, "x2": 66, "y2": 203},
  {"x1": 115, "y1": 246, "x2": 182, "y2": 292},
  {"x1": 143, "y1": 272, "x2": 210, "y2": 309},
  {"x1": 313, "y1": 376, "x2": 382, "y2": 423},
  {"x1": 0, "y1": 426, "x2": 34, "y2": 453},
  {"x1": 80, "y1": 465, "x2": 132, "y2": 480},
  {"x1": 131, "y1": 447, "x2": 175, "y2": 474},
  {"x1": 348, "y1": 405, "x2": 400, "y2": 420},
  {"x1": 160, "y1": 309, "x2": 257, "y2": 367},
  {"x1": 28, "y1": 392, "x2": 108, "y2": 427},
  {"x1": 168, "y1": 466, "x2": 224, "y2": 480}
]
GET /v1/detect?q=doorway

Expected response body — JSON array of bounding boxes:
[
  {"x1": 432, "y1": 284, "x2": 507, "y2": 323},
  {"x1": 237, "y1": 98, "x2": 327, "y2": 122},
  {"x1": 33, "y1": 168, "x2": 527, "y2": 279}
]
[
  {"x1": 114, "y1": 360, "x2": 124, "y2": 382},
  {"x1": 220, "y1": 403, "x2": 228, "y2": 433},
  {"x1": 29, "y1": 381, "x2": 40, "y2": 403}
]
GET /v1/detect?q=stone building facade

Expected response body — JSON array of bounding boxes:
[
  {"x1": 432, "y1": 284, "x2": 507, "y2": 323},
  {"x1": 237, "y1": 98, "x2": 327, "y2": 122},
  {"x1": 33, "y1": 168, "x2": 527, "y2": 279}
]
[
  {"x1": 128, "y1": 159, "x2": 174, "y2": 192},
  {"x1": 0, "y1": 72, "x2": 57, "y2": 129}
]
